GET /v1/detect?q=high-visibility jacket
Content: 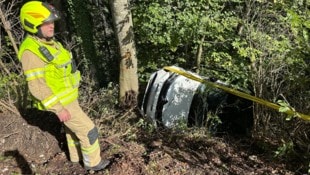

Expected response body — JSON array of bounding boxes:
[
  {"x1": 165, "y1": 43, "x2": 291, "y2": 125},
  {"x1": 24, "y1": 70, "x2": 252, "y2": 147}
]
[{"x1": 18, "y1": 35, "x2": 81, "y2": 110}]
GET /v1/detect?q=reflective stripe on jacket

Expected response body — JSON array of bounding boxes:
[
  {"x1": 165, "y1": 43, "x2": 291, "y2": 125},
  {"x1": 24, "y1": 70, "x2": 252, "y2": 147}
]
[{"x1": 18, "y1": 35, "x2": 81, "y2": 110}]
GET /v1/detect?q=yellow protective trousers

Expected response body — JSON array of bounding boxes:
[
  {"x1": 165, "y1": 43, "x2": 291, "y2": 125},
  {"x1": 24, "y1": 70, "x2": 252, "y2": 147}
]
[{"x1": 63, "y1": 100, "x2": 102, "y2": 167}]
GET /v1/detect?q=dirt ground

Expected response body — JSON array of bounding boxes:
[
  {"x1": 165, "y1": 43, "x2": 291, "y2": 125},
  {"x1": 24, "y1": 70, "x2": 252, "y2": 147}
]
[{"x1": 0, "y1": 108, "x2": 307, "y2": 175}]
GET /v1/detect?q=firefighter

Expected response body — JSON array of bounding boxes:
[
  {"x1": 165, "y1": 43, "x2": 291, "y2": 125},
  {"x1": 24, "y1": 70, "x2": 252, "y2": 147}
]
[{"x1": 18, "y1": 1, "x2": 110, "y2": 171}]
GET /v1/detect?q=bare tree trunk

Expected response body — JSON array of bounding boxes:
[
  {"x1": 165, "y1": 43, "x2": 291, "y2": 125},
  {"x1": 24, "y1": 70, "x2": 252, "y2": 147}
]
[
  {"x1": 195, "y1": 35, "x2": 205, "y2": 73},
  {"x1": 109, "y1": 0, "x2": 139, "y2": 109}
]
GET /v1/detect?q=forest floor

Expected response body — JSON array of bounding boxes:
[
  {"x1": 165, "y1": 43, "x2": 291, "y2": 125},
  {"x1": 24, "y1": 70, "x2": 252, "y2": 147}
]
[{"x1": 0, "y1": 107, "x2": 308, "y2": 175}]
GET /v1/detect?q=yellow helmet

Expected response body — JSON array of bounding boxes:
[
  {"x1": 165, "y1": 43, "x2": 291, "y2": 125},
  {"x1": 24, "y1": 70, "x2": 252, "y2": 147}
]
[{"x1": 20, "y1": 1, "x2": 60, "y2": 34}]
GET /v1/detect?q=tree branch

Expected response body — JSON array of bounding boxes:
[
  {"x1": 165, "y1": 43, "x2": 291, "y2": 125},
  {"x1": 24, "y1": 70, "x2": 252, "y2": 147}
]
[{"x1": 0, "y1": 1, "x2": 19, "y2": 55}]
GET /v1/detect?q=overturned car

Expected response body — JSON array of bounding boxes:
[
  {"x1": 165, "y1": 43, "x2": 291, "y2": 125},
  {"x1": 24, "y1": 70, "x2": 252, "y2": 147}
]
[{"x1": 141, "y1": 66, "x2": 253, "y2": 135}]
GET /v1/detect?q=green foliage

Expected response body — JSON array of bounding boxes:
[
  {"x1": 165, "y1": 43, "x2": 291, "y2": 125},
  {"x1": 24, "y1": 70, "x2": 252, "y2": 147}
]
[
  {"x1": 206, "y1": 112, "x2": 222, "y2": 133},
  {"x1": 277, "y1": 100, "x2": 296, "y2": 121},
  {"x1": 133, "y1": 0, "x2": 250, "y2": 88},
  {"x1": 66, "y1": 0, "x2": 93, "y2": 50},
  {"x1": 1, "y1": 0, "x2": 309, "y2": 172},
  {"x1": 136, "y1": 118, "x2": 155, "y2": 135},
  {"x1": 0, "y1": 73, "x2": 16, "y2": 97},
  {"x1": 133, "y1": 2, "x2": 309, "y2": 172},
  {"x1": 65, "y1": 0, "x2": 104, "y2": 86},
  {"x1": 65, "y1": 0, "x2": 119, "y2": 87},
  {"x1": 274, "y1": 140, "x2": 294, "y2": 158}
]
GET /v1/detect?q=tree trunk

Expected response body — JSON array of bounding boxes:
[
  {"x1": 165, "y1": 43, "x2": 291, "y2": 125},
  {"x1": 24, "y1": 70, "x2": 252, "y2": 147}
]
[
  {"x1": 195, "y1": 35, "x2": 205, "y2": 73},
  {"x1": 65, "y1": 0, "x2": 101, "y2": 87},
  {"x1": 109, "y1": 0, "x2": 139, "y2": 109}
]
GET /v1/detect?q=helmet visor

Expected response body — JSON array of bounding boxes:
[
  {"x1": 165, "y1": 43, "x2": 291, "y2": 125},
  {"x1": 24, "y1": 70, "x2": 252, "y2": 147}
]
[{"x1": 42, "y1": 2, "x2": 60, "y2": 23}]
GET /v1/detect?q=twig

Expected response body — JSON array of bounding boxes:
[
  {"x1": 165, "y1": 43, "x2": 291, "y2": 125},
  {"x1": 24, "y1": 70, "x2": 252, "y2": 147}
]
[
  {"x1": 0, "y1": 100, "x2": 20, "y2": 116},
  {"x1": 0, "y1": 1, "x2": 19, "y2": 55},
  {"x1": 118, "y1": 107, "x2": 135, "y2": 120},
  {"x1": 1, "y1": 131, "x2": 19, "y2": 139},
  {"x1": 4, "y1": 120, "x2": 16, "y2": 128}
]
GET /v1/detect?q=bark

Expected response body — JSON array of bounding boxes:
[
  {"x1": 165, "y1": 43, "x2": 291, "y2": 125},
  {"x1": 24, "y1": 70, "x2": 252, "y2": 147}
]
[
  {"x1": 195, "y1": 35, "x2": 205, "y2": 73},
  {"x1": 109, "y1": 0, "x2": 139, "y2": 108}
]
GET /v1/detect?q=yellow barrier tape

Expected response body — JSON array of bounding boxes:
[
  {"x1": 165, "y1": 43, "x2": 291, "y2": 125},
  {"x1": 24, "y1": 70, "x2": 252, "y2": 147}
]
[{"x1": 164, "y1": 66, "x2": 310, "y2": 121}]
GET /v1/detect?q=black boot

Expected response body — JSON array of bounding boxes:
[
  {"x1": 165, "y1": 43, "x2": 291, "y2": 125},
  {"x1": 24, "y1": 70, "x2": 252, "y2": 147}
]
[{"x1": 85, "y1": 159, "x2": 110, "y2": 171}]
